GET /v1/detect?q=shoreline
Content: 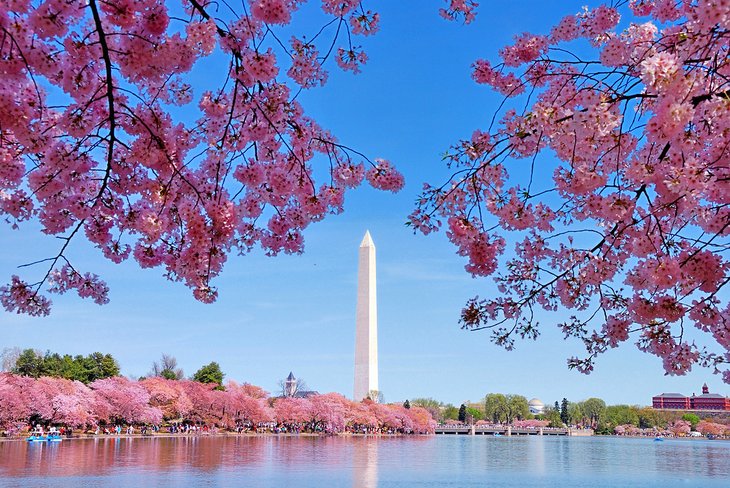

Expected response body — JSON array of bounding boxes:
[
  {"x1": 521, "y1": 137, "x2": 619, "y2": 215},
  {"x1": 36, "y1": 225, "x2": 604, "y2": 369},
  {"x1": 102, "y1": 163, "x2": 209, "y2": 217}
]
[
  {"x1": 2, "y1": 432, "x2": 728, "y2": 442},
  {"x1": 597, "y1": 433, "x2": 729, "y2": 441},
  {"x1": 0, "y1": 431, "x2": 416, "y2": 442}
]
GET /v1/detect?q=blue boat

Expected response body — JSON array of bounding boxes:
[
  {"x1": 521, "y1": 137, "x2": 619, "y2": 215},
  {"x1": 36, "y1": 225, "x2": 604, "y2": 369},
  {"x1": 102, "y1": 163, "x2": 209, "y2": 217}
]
[
  {"x1": 27, "y1": 433, "x2": 63, "y2": 442},
  {"x1": 654, "y1": 436, "x2": 664, "y2": 442}
]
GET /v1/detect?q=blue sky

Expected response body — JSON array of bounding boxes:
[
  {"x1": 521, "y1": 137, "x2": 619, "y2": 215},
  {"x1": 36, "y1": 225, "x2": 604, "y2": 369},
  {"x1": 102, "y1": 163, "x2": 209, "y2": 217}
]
[{"x1": 1, "y1": 1, "x2": 726, "y2": 406}]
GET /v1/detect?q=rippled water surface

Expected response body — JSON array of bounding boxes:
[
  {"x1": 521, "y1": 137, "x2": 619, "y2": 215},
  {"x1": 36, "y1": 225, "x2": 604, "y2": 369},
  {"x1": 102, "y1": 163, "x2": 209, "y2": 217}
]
[{"x1": 1, "y1": 435, "x2": 729, "y2": 487}]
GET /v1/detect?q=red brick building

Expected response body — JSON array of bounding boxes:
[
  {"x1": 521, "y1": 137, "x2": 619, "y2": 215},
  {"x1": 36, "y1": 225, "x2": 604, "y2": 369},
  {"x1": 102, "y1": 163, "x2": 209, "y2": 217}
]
[
  {"x1": 652, "y1": 393, "x2": 690, "y2": 410},
  {"x1": 690, "y1": 384, "x2": 730, "y2": 411},
  {"x1": 652, "y1": 384, "x2": 730, "y2": 411}
]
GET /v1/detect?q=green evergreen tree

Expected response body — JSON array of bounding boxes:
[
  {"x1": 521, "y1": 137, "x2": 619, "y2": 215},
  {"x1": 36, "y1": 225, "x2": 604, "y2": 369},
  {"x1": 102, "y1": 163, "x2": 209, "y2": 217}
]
[
  {"x1": 84, "y1": 352, "x2": 120, "y2": 382},
  {"x1": 11, "y1": 349, "x2": 119, "y2": 383},
  {"x1": 12, "y1": 349, "x2": 43, "y2": 378},
  {"x1": 40, "y1": 352, "x2": 64, "y2": 377},
  {"x1": 192, "y1": 362, "x2": 225, "y2": 386},
  {"x1": 458, "y1": 404, "x2": 467, "y2": 423},
  {"x1": 63, "y1": 355, "x2": 86, "y2": 381},
  {"x1": 560, "y1": 398, "x2": 570, "y2": 425},
  {"x1": 403, "y1": 399, "x2": 411, "y2": 409},
  {"x1": 161, "y1": 369, "x2": 178, "y2": 380}
]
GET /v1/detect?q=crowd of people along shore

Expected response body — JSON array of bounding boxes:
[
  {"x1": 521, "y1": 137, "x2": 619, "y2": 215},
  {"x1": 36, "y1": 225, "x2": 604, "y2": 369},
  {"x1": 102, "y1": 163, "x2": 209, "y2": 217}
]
[
  {"x1": 437, "y1": 419, "x2": 729, "y2": 440},
  {"x1": 0, "y1": 374, "x2": 436, "y2": 438},
  {"x1": 613, "y1": 422, "x2": 729, "y2": 439}
]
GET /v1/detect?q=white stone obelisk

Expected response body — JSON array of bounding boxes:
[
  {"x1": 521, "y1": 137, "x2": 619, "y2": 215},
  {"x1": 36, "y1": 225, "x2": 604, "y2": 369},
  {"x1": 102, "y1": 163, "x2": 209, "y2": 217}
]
[{"x1": 354, "y1": 230, "x2": 378, "y2": 402}]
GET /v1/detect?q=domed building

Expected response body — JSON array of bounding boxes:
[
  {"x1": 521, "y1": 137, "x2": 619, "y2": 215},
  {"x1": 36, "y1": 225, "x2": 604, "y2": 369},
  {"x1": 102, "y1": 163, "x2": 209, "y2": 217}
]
[{"x1": 528, "y1": 398, "x2": 544, "y2": 415}]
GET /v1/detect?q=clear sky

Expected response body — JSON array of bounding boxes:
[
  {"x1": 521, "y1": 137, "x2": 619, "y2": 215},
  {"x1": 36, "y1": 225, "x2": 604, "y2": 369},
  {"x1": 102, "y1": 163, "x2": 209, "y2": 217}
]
[{"x1": 1, "y1": 1, "x2": 726, "y2": 407}]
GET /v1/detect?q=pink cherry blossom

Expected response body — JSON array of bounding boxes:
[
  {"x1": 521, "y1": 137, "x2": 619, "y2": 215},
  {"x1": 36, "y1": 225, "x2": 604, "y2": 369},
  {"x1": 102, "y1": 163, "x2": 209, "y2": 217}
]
[
  {"x1": 350, "y1": 10, "x2": 379, "y2": 36},
  {"x1": 274, "y1": 397, "x2": 313, "y2": 424},
  {"x1": 0, "y1": 373, "x2": 31, "y2": 429},
  {"x1": 140, "y1": 377, "x2": 193, "y2": 420},
  {"x1": 416, "y1": 2, "x2": 730, "y2": 382},
  {"x1": 439, "y1": 0, "x2": 479, "y2": 24},
  {"x1": 0, "y1": 373, "x2": 437, "y2": 433},
  {"x1": 696, "y1": 421, "x2": 729, "y2": 436},
  {"x1": 1, "y1": 0, "x2": 401, "y2": 314},
  {"x1": 91, "y1": 377, "x2": 162, "y2": 424},
  {"x1": 668, "y1": 420, "x2": 691, "y2": 436}
]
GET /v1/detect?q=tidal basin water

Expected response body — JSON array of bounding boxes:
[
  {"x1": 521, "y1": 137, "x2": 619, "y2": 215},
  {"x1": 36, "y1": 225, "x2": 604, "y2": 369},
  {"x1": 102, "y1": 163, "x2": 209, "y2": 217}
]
[{"x1": 1, "y1": 435, "x2": 729, "y2": 487}]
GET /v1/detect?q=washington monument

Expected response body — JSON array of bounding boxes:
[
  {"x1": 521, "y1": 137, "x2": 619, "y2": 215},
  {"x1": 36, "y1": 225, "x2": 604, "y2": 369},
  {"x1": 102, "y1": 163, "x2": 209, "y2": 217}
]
[{"x1": 354, "y1": 230, "x2": 378, "y2": 401}]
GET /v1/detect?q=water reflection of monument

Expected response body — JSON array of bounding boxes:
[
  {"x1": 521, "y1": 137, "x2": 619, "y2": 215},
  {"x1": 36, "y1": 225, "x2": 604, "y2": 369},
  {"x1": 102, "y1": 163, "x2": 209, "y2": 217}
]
[
  {"x1": 351, "y1": 438, "x2": 378, "y2": 488},
  {"x1": 526, "y1": 437, "x2": 546, "y2": 476}
]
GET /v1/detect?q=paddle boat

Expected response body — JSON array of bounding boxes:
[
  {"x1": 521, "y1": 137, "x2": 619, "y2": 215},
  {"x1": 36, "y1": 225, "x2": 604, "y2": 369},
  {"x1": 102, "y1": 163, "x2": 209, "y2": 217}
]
[
  {"x1": 27, "y1": 427, "x2": 63, "y2": 442},
  {"x1": 27, "y1": 433, "x2": 63, "y2": 442},
  {"x1": 653, "y1": 436, "x2": 664, "y2": 442}
]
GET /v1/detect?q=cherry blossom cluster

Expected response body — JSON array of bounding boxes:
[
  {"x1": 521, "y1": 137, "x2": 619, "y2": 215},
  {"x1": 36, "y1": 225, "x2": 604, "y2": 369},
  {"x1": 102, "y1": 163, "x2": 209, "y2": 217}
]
[
  {"x1": 48, "y1": 265, "x2": 110, "y2": 306},
  {"x1": 414, "y1": 2, "x2": 730, "y2": 382},
  {"x1": 336, "y1": 46, "x2": 368, "y2": 73},
  {"x1": 0, "y1": 373, "x2": 436, "y2": 434},
  {"x1": 439, "y1": 0, "x2": 479, "y2": 24},
  {"x1": 512, "y1": 419, "x2": 550, "y2": 428},
  {"x1": 0, "y1": 0, "x2": 402, "y2": 314},
  {"x1": 696, "y1": 420, "x2": 730, "y2": 436}
]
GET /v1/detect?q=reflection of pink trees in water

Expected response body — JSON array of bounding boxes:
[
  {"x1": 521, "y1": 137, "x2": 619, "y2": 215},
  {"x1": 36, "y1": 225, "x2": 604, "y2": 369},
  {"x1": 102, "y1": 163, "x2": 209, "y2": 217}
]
[
  {"x1": 0, "y1": 437, "x2": 268, "y2": 477},
  {"x1": 0, "y1": 373, "x2": 435, "y2": 434},
  {"x1": 0, "y1": 436, "x2": 400, "y2": 479}
]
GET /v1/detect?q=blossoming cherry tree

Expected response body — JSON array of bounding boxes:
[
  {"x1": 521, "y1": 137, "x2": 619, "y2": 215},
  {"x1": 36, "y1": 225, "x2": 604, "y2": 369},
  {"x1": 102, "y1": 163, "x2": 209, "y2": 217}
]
[{"x1": 414, "y1": 1, "x2": 730, "y2": 382}]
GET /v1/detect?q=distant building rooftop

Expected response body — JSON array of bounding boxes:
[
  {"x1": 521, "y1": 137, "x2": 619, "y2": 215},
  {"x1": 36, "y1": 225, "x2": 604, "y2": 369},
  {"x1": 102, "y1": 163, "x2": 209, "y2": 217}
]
[{"x1": 292, "y1": 390, "x2": 318, "y2": 398}]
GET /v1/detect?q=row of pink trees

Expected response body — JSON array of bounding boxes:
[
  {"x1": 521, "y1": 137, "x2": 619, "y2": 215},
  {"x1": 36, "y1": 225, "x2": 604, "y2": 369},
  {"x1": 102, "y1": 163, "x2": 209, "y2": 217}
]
[
  {"x1": 273, "y1": 393, "x2": 435, "y2": 434},
  {"x1": 511, "y1": 419, "x2": 550, "y2": 429},
  {"x1": 0, "y1": 373, "x2": 435, "y2": 434},
  {"x1": 615, "y1": 419, "x2": 730, "y2": 437},
  {"x1": 695, "y1": 420, "x2": 730, "y2": 436},
  {"x1": 0, "y1": 373, "x2": 162, "y2": 431},
  {"x1": 468, "y1": 419, "x2": 550, "y2": 428}
]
